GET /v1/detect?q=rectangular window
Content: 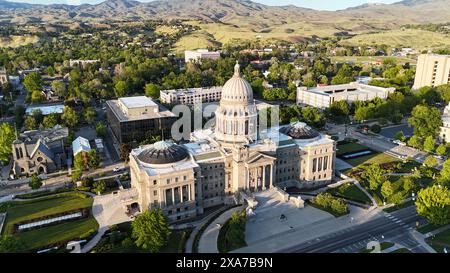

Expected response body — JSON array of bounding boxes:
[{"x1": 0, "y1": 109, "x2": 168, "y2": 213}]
[
  {"x1": 312, "y1": 158, "x2": 317, "y2": 172},
  {"x1": 324, "y1": 156, "x2": 328, "y2": 170},
  {"x1": 318, "y1": 157, "x2": 323, "y2": 172}
]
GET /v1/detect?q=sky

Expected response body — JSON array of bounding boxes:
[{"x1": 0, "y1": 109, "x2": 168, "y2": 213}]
[{"x1": 11, "y1": 0, "x2": 400, "y2": 11}]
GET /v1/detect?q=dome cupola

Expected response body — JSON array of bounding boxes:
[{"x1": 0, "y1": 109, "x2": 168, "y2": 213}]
[
  {"x1": 220, "y1": 61, "x2": 253, "y2": 105},
  {"x1": 137, "y1": 140, "x2": 189, "y2": 165}
]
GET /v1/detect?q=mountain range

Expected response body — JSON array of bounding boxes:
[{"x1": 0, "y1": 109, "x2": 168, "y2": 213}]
[{"x1": 1, "y1": 0, "x2": 449, "y2": 25}]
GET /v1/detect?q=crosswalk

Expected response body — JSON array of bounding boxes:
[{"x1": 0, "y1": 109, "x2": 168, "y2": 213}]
[{"x1": 333, "y1": 213, "x2": 417, "y2": 253}]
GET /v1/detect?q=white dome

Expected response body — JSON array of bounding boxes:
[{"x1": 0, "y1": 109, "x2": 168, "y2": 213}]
[{"x1": 220, "y1": 62, "x2": 253, "y2": 104}]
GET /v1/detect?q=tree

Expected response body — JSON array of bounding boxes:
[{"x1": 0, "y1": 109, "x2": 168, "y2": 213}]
[
  {"x1": 423, "y1": 136, "x2": 436, "y2": 153},
  {"x1": 23, "y1": 72, "x2": 42, "y2": 93},
  {"x1": 29, "y1": 173, "x2": 43, "y2": 190},
  {"x1": 87, "y1": 150, "x2": 100, "y2": 169},
  {"x1": 96, "y1": 122, "x2": 106, "y2": 137},
  {"x1": 43, "y1": 113, "x2": 59, "y2": 129},
  {"x1": 415, "y1": 185, "x2": 450, "y2": 225},
  {"x1": 394, "y1": 131, "x2": 406, "y2": 142},
  {"x1": 51, "y1": 80, "x2": 66, "y2": 98},
  {"x1": 424, "y1": 155, "x2": 438, "y2": 168},
  {"x1": 83, "y1": 107, "x2": 97, "y2": 124},
  {"x1": 370, "y1": 124, "x2": 381, "y2": 134},
  {"x1": 31, "y1": 90, "x2": 45, "y2": 103},
  {"x1": 362, "y1": 164, "x2": 386, "y2": 190},
  {"x1": 438, "y1": 159, "x2": 450, "y2": 187},
  {"x1": 381, "y1": 181, "x2": 394, "y2": 199},
  {"x1": 408, "y1": 105, "x2": 441, "y2": 138},
  {"x1": 408, "y1": 135, "x2": 422, "y2": 149},
  {"x1": 24, "y1": 116, "x2": 37, "y2": 130},
  {"x1": 0, "y1": 236, "x2": 27, "y2": 253},
  {"x1": 61, "y1": 106, "x2": 79, "y2": 128},
  {"x1": 437, "y1": 84, "x2": 450, "y2": 103},
  {"x1": 354, "y1": 106, "x2": 374, "y2": 122},
  {"x1": 131, "y1": 209, "x2": 171, "y2": 252},
  {"x1": 114, "y1": 80, "x2": 129, "y2": 97},
  {"x1": 402, "y1": 177, "x2": 416, "y2": 192},
  {"x1": 92, "y1": 180, "x2": 106, "y2": 195},
  {"x1": 0, "y1": 122, "x2": 15, "y2": 162},
  {"x1": 436, "y1": 144, "x2": 447, "y2": 156},
  {"x1": 119, "y1": 143, "x2": 132, "y2": 162},
  {"x1": 144, "y1": 83, "x2": 160, "y2": 99}
]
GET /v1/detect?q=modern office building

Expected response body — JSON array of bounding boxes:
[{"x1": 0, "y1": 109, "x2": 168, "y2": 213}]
[
  {"x1": 106, "y1": 96, "x2": 176, "y2": 144},
  {"x1": 184, "y1": 49, "x2": 220, "y2": 63},
  {"x1": 413, "y1": 54, "x2": 450, "y2": 90},
  {"x1": 12, "y1": 126, "x2": 69, "y2": 177},
  {"x1": 297, "y1": 82, "x2": 395, "y2": 109},
  {"x1": 160, "y1": 86, "x2": 222, "y2": 105},
  {"x1": 122, "y1": 63, "x2": 336, "y2": 222}
]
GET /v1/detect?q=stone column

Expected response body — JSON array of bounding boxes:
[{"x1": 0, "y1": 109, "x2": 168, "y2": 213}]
[
  {"x1": 180, "y1": 186, "x2": 184, "y2": 203},
  {"x1": 269, "y1": 163, "x2": 274, "y2": 189},
  {"x1": 262, "y1": 165, "x2": 266, "y2": 191},
  {"x1": 172, "y1": 188, "x2": 175, "y2": 205},
  {"x1": 188, "y1": 184, "x2": 191, "y2": 201}
]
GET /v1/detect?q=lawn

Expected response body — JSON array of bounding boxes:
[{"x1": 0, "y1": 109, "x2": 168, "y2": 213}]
[
  {"x1": 390, "y1": 248, "x2": 412, "y2": 253},
  {"x1": 336, "y1": 142, "x2": 399, "y2": 167},
  {"x1": 360, "y1": 242, "x2": 395, "y2": 253},
  {"x1": 383, "y1": 200, "x2": 415, "y2": 213},
  {"x1": 0, "y1": 192, "x2": 93, "y2": 235},
  {"x1": 336, "y1": 142, "x2": 369, "y2": 156},
  {"x1": 217, "y1": 210, "x2": 247, "y2": 253},
  {"x1": 327, "y1": 183, "x2": 372, "y2": 205},
  {"x1": 417, "y1": 223, "x2": 444, "y2": 234},
  {"x1": 15, "y1": 217, "x2": 98, "y2": 250},
  {"x1": 426, "y1": 228, "x2": 450, "y2": 253},
  {"x1": 0, "y1": 192, "x2": 98, "y2": 251},
  {"x1": 344, "y1": 152, "x2": 399, "y2": 167}
]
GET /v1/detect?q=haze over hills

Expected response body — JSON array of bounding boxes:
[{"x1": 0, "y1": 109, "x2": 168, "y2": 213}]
[{"x1": 1, "y1": 0, "x2": 450, "y2": 49}]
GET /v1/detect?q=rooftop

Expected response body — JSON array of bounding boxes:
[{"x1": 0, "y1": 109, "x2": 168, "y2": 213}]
[
  {"x1": 107, "y1": 98, "x2": 176, "y2": 122},
  {"x1": 26, "y1": 104, "x2": 65, "y2": 116},
  {"x1": 72, "y1": 136, "x2": 91, "y2": 156},
  {"x1": 118, "y1": 96, "x2": 157, "y2": 109},
  {"x1": 301, "y1": 82, "x2": 395, "y2": 96}
]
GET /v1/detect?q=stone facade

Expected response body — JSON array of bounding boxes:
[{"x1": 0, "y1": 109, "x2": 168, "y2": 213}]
[
  {"x1": 12, "y1": 126, "x2": 69, "y2": 177},
  {"x1": 124, "y1": 63, "x2": 336, "y2": 222}
]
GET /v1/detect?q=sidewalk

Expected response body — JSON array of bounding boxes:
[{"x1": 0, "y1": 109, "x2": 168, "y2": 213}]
[
  {"x1": 198, "y1": 206, "x2": 244, "y2": 253},
  {"x1": 233, "y1": 205, "x2": 383, "y2": 253}
]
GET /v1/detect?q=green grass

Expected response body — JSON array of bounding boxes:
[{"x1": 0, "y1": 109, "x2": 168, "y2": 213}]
[
  {"x1": 336, "y1": 143, "x2": 369, "y2": 156},
  {"x1": 426, "y1": 228, "x2": 450, "y2": 253},
  {"x1": 217, "y1": 210, "x2": 247, "y2": 253},
  {"x1": 417, "y1": 223, "x2": 444, "y2": 234},
  {"x1": 344, "y1": 152, "x2": 399, "y2": 167},
  {"x1": 306, "y1": 199, "x2": 349, "y2": 218},
  {"x1": 15, "y1": 217, "x2": 98, "y2": 250},
  {"x1": 327, "y1": 183, "x2": 372, "y2": 205},
  {"x1": 0, "y1": 192, "x2": 98, "y2": 251},
  {"x1": 360, "y1": 242, "x2": 395, "y2": 253},
  {"x1": 390, "y1": 248, "x2": 412, "y2": 253},
  {"x1": 383, "y1": 200, "x2": 415, "y2": 213},
  {"x1": 0, "y1": 192, "x2": 93, "y2": 235}
]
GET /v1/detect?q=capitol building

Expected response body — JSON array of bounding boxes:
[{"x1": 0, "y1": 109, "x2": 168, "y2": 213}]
[{"x1": 122, "y1": 63, "x2": 336, "y2": 221}]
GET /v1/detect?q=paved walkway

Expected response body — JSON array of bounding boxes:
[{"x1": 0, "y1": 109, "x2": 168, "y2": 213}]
[
  {"x1": 198, "y1": 206, "x2": 244, "y2": 253},
  {"x1": 73, "y1": 193, "x2": 132, "y2": 253},
  {"x1": 183, "y1": 207, "x2": 229, "y2": 253},
  {"x1": 234, "y1": 203, "x2": 382, "y2": 253}
]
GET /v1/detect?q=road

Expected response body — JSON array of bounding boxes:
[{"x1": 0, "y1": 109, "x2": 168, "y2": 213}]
[
  {"x1": 0, "y1": 163, "x2": 129, "y2": 197},
  {"x1": 281, "y1": 206, "x2": 431, "y2": 253}
]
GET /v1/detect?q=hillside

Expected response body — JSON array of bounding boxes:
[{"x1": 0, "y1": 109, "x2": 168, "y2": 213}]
[{"x1": 0, "y1": 0, "x2": 450, "y2": 49}]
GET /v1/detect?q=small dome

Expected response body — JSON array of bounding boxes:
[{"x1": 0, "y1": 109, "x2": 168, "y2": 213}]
[
  {"x1": 220, "y1": 61, "x2": 253, "y2": 104},
  {"x1": 280, "y1": 122, "x2": 319, "y2": 139},
  {"x1": 137, "y1": 140, "x2": 188, "y2": 165}
]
